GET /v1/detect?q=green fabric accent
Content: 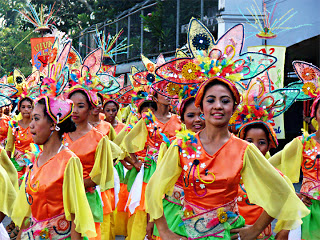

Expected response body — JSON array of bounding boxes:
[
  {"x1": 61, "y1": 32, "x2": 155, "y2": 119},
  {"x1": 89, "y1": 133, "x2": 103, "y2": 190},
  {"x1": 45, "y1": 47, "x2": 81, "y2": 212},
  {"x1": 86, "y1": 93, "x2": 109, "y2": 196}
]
[
  {"x1": 302, "y1": 199, "x2": 320, "y2": 240},
  {"x1": 66, "y1": 237, "x2": 88, "y2": 240},
  {"x1": 86, "y1": 190, "x2": 103, "y2": 223},
  {"x1": 114, "y1": 162, "x2": 125, "y2": 183},
  {"x1": 153, "y1": 198, "x2": 186, "y2": 237},
  {"x1": 11, "y1": 157, "x2": 23, "y2": 171},
  {"x1": 124, "y1": 167, "x2": 138, "y2": 192},
  {"x1": 142, "y1": 159, "x2": 157, "y2": 183}
]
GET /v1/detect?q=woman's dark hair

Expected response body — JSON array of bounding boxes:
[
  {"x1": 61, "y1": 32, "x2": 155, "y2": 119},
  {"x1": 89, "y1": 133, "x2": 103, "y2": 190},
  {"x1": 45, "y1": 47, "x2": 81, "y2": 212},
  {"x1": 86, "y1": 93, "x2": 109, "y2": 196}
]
[
  {"x1": 104, "y1": 100, "x2": 119, "y2": 112},
  {"x1": 18, "y1": 97, "x2": 34, "y2": 110},
  {"x1": 243, "y1": 123, "x2": 270, "y2": 145},
  {"x1": 69, "y1": 90, "x2": 92, "y2": 109},
  {"x1": 199, "y1": 81, "x2": 236, "y2": 110},
  {"x1": 180, "y1": 97, "x2": 195, "y2": 122},
  {"x1": 97, "y1": 93, "x2": 104, "y2": 104},
  {"x1": 37, "y1": 98, "x2": 76, "y2": 138},
  {"x1": 139, "y1": 101, "x2": 157, "y2": 114}
]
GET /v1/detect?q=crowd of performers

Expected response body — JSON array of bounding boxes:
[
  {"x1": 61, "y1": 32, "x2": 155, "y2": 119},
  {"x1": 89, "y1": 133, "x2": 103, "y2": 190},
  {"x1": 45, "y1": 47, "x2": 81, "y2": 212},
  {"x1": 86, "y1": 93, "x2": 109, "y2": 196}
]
[{"x1": 0, "y1": 18, "x2": 319, "y2": 240}]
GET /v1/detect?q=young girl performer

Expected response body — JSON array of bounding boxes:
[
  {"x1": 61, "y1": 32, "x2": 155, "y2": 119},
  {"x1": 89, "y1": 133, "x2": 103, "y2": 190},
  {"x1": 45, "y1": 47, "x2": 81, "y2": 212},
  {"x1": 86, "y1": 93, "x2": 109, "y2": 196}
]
[
  {"x1": 103, "y1": 99, "x2": 126, "y2": 134},
  {"x1": 269, "y1": 61, "x2": 320, "y2": 240},
  {"x1": 121, "y1": 56, "x2": 182, "y2": 240}
]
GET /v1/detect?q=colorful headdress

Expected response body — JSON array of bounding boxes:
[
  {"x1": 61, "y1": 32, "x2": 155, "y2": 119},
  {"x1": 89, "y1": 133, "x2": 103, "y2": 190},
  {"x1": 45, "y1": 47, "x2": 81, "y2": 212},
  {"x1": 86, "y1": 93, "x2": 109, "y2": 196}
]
[
  {"x1": 177, "y1": 84, "x2": 199, "y2": 117},
  {"x1": 36, "y1": 40, "x2": 74, "y2": 129},
  {"x1": 0, "y1": 84, "x2": 17, "y2": 108},
  {"x1": 289, "y1": 61, "x2": 320, "y2": 118},
  {"x1": 231, "y1": 78, "x2": 299, "y2": 148},
  {"x1": 155, "y1": 18, "x2": 277, "y2": 86},
  {"x1": 12, "y1": 69, "x2": 42, "y2": 108},
  {"x1": 66, "y1": 48, "x2": 107, "y2": 107},
  {"x1": 289, "y1": 61, "x2": 320, "y2": 100}
]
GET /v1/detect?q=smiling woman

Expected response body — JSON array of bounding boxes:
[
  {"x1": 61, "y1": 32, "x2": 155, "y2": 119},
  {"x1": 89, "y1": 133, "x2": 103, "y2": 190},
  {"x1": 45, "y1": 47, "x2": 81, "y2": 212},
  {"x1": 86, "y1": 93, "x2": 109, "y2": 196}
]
[{"x1": 145, "y1": 77, "x2": 309, "y2": 240}]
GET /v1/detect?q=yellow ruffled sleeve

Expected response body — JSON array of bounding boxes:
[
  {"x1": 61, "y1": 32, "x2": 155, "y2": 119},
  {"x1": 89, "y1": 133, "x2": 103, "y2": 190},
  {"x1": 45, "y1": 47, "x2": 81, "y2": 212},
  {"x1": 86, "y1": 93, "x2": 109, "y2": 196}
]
[
  {"x1": 145, "y1": 140, "x2": 182, "y2": 222},
  {"x1": 0, "y1": 165, "x2": 17, "y2": 217},
  {"x1": 90, "y1": 136, "x2": 121, "y2": 191},
  {"x1": 11, "y1": 176, "x2": 31, "y2": 227},
  {"x1": 107, "y1": 125, "x2": 117, "y2": 141},
  {"x1": 241, "y1": 144, "x2": 309, "y2": 230},
  {"x1": 5, "y1": 126, "x2": 14, "y2": 153},
  {"x1": 63, "y1": 157, "x2": 96, "y2": 238},
  {"x1": 268, "y1": 137, "x2": 303, "y2": 183},
  {"x1": 122, "y1": 119, "x2": 148, "y2": 153},
  {"x1": 156, "y1": 142, "x2": 168, "y2": 166},
  {"x1": 0, "y1": 148, "x2": 18, "y2": 190}
]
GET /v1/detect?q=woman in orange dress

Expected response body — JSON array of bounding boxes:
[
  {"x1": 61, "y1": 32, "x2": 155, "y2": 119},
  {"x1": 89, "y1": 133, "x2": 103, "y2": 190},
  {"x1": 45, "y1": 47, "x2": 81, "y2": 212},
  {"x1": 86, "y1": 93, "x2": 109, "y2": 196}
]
[
  {"x1": 6, "y1": 97, "x2": 34, "y2": 180},
  {"x1": 0, "y1": 105, "x2": 11, "y2": 147},
  {"x1": 146, "y1": 77, "x2": 309, "y2": 240},
  {"x1": 65, "y1": 87, "x2": 120, "y2": 240},
  {"x1": 11, "y1": 93, "x2": 96, "y2": 240},
  {"x1": 89, "y1": 94, "x2": 116, "y2": 140},
  {"x1": 103, "y1": 100, "x2": 126, "y2": 134}
]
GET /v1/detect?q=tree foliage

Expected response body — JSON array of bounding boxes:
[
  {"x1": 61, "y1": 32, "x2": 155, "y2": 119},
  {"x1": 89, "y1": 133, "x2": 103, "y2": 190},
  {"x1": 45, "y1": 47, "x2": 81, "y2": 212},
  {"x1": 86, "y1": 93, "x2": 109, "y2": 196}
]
[{"x1": 0, "y1": 0, "x2": 143, "y2": 76}]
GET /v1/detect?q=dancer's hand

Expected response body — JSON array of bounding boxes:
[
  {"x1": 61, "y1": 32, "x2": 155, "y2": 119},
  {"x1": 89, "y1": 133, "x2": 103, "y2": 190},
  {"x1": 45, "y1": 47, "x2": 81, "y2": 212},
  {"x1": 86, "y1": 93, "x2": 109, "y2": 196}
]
[
  {"x1": 297, "y1": 193, "x2": 312, "y2": 207},
  {"x1": 144, "y1": 159, "x2": 152, "y2": 169},
  {"x1": 230, "y1": 225, "x2": 260, "y2": 240},
  {"x1": 146, "y1": 222, "x2": 154, "y2": 240},
  {"x1": 133, "y1": 160, "x2": 142, "y2": 172},
  {"x1": 275, "y1": 230, "x2": 289, "y2": 240}
]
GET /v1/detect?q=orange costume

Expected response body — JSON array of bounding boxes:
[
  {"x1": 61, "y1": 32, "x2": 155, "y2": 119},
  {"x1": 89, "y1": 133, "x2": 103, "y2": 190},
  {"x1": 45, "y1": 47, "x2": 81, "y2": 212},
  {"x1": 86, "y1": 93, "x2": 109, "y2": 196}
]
[
  {"x1": 95, "y1": 120, "x2": 116, "y2": 140},
  {"x1": 63, "y1": 128, "x2": 120, "y2": 240},
  {"x1": 122, "y1": 111, "x2": 181, "y2": 240},
  {"x1": 146, "y1": 131, "x2": 309, "y2": 239},
  {"x1": 114, "y1": 121, "x2": 126, "y2": 135},
  {"x1": 6, "y1": 121, "x2": 34, "y2": 178},
  {"x1": 11, "y1": 149, "x2": 96, "y2": 240},
  {"x1": 0, "y1": 115, "x2": 10, "y2": 147}
]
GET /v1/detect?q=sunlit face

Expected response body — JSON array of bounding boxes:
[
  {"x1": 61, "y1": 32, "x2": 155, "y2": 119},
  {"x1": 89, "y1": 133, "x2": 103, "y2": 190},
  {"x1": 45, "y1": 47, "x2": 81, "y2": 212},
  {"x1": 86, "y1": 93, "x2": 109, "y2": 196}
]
[
  {"x1": 91, "y1": 96, "x2": 103, "y2": 116},
  {"x1": 19, "y1": 99, "x2": 33, "y2": 119},
  {"x1": 245, "y1": 128, "x2": 270, "y2": 156},
  {"x1": 70, "y1": 92, "x2": 91, "y2": 124},
  {"x1": 183, "y1": 103, "x2": 205, "y2": 133},
  {"x1": 30, "y1": 104, "x2": 53, "y2": 145},
  {"x1": 201, "y1": 84, "x2": 235, "y2": 128},
  {"x1": 155, "y1": 93, "x2": 170, "y2": 106},
  {"x1": 104, "y1": 102, "x2": 118, "y2": 123}
]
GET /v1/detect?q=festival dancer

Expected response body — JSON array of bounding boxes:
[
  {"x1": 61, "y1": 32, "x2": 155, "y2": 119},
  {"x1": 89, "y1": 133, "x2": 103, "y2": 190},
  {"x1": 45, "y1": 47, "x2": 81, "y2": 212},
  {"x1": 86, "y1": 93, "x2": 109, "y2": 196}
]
[
  {"x1": 6, "y1": 96, "x2": 34, "y2": 180},
  {"x1": 269, "y1": 61, "x2": 320, "y2": 240},
  {"x1": 11, "y1": 75, "x2": 97, "y2": 240},
  {"x1": 146, "y1": 76, "x2": 309, "y2": 240},
  {"x1": 89, "y1": 93, "x2": 116, "y2": 139},
  {"x1": 103, "y1": 99, "x2": 126, "y2": 134}
]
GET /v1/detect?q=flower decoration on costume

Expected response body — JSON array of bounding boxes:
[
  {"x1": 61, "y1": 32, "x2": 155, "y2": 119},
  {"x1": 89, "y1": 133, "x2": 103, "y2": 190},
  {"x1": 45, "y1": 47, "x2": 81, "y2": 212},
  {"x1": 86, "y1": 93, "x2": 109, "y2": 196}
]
[
  {"x1": 67, "y1": 51, "x2": 77, "y2": 64},
  {"x1": 176, "y1": 130, "x2": 198, "y2": 155},
  {"x1": 287, "y1": 61, "x2": 320, "y2": 100},
  {"x1": 155, "y1": 18, "x2": 277, "y2": 86},
  {"x1": 192, "y1": 33, "x2": 211, "y2": 50},
  {"x1": 217, "y1": 210, "x2": 228, "y2": 223},
  {"x1": 167, "y1": 83, "x2": 181, "y2": 97}
]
